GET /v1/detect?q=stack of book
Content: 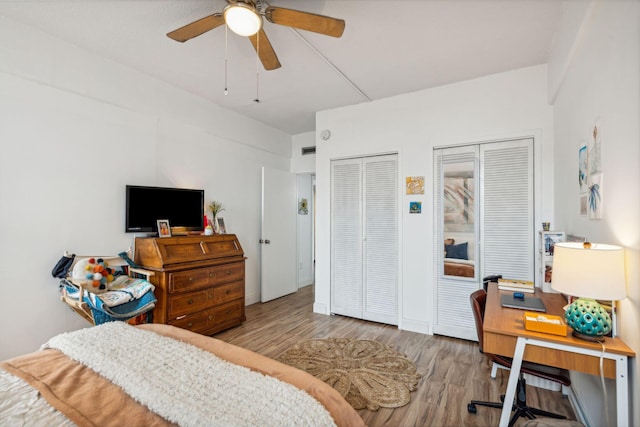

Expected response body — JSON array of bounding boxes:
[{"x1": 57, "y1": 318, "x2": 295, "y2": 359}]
[{"x1": 497, "y1": 278, "x2": 535, "y2": 293}]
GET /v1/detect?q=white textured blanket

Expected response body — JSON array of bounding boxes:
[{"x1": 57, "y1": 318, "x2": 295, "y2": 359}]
[{"x1": 44, "y1": 322, "x2": 336, "y2": 427}]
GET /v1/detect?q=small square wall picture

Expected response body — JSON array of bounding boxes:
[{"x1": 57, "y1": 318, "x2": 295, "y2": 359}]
[
  {"x1": 409, "y1": 201, "x2": 422, "y2": 214},
  {"x1": 406, "y1": 176, "x2": 425, "y2": 195}
]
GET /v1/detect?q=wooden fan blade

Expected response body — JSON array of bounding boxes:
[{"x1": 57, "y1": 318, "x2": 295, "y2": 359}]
[
  {"x1": 265, "y1": 7, "x2": 345, "y2": 38},
  {"x1": 167, "y1": 13, "x2": 225, "y2": 42},
  {"x1": 248, "y1": 29, "x2": 281, "y2": 70}
]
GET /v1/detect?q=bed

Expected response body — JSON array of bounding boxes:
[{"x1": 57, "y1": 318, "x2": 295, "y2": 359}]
[{"x1": 0, "y1": 323, "x2": 365, "y2": 427}]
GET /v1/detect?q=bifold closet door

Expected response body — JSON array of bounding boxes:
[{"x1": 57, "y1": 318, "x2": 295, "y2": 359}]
[
  {"x1": 331, "y1": 154, "x2": 398, "y2": 325},
  {"x1": 434, "y1": 138, "x2": 533, "y2": 341}
]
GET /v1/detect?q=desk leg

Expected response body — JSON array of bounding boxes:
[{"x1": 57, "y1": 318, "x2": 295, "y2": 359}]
[
  {"x1": 615, "y1": 355, "x2": 629, "y2": 427},
  {"x1": 499, "y1": 337, "x2": 526, "y2": 427}
]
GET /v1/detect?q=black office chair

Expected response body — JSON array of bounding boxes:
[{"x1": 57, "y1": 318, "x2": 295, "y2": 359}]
[{"x1": 467, "y1": 288, "x2": 571, "y2": 427}]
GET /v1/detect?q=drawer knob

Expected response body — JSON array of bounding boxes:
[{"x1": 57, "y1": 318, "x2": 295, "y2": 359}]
[
  {"x1": 226, "y1": 271, "x2": 231, "y2": 275},
  {"x1": 189, "y1": 277, "x2": 193, "y2": 281},
  {"x1": 209, "y1": 273, "x2": 213, "y2": 277},
  {"x1": 226, "y1": 289, "x2": 231, "y2": 294},
  {"x1": 208, "y1": 315, "x2": 213, "y2": 321},
  {"x1": 188, "y1": 299, "x2": 194, "y2": 304},
  {"x1": 225, "y1": 310, "x2": 231, "y2": 315},
  {"x1": 208, "y1": 294, "x2": 213, "y2": 299},
  {"x1": 187, "y1": 322, "x2": 193, "y2": 327}
]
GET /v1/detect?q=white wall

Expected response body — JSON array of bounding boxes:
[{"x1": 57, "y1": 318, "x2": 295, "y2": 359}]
[
  {"x1": 0, "y1": 18, "x2": 292, "y2": 360},
  {"x1": 315, "y1": 65, "x2": 555, "y2": 333},
  {"x1": 549, "y1": 1, "x2": 640, "y2": 425}
]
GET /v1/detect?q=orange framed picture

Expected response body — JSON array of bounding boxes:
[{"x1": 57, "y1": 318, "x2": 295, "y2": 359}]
[{"x1": 157, "y1": 219, "x2": 171, "y2": 237}]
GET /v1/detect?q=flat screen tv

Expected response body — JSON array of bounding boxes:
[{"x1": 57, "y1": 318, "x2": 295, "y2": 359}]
[{"x1": 125, "y1": 185, "x2": 204, "y2": 234}]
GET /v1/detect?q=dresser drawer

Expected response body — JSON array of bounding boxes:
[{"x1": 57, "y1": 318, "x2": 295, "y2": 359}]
[
  {"x1": 168, "y1": 311, "x2": 211, "y2": 335},
  {"x1": 212, "y1": 300, "x2": 244, "y2": 324},
  {"x1": 211, "y1": 281, "x2": 244, "y2": 305},
  {"x1": 169, "y1": 268, "x2": 210, "y2": 293},
  {"x1": 167, "y1": 289, "x2": 212, "y2": 318},
  {"x1": 210, "y1": 262, "x2": 244, "y2": 285}
]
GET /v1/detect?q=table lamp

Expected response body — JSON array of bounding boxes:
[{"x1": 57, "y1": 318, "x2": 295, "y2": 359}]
[{"x1": 551, "y1": 241, "x2": 626, "y2": 342}]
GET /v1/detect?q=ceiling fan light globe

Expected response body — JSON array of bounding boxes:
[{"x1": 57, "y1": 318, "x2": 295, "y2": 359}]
[{"x1": 224, "y1": 3, "x2": 262, "y2": 36}]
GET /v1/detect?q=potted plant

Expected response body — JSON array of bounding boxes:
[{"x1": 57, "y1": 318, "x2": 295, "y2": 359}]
[{"x1": 208, "y1": 200, "x2": 225, "y2": 233}]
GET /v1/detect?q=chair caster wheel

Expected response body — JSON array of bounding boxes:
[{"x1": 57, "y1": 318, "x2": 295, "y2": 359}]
[{"x1": 467, "y1": 403, "x2": 477, "y2": 414}]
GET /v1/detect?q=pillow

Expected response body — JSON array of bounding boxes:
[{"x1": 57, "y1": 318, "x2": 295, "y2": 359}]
[{"x1": 445, "y1": 242, "x2": 468, "y2": 260}]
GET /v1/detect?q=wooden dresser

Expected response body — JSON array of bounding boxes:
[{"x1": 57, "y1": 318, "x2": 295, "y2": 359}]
[{"x1": 134, "y1": 234, "x2": 246, "y2": 335}]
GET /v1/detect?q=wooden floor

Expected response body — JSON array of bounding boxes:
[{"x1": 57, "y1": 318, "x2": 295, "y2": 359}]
[{"x1": 214, "y1": 285, "x2": 577, "y2": 427}]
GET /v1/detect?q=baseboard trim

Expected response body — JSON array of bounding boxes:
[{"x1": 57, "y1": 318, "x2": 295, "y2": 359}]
[
  {"x1": 245, "y1": 293, "x2": 260, "y2": 305},
  {"x1": 313, "y1": 302, "x2": 329, "y2": 315},
  {"x1": 399, "y1": 318, "x2": 432, "y2": 335}
]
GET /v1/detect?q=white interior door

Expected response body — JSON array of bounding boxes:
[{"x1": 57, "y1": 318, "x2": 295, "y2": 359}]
[{"x1": 261, "y1": 166, "x2": 297, "y2": 302}]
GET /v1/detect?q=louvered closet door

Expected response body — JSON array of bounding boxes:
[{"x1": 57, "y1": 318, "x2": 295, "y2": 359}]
[
  {"x1": 363, "y1": 156, "x2": 398, "y2": 324},
  {"x1": 331, "y1": 154, "x2": 398, "y2": 325},
  {"x1": 480, "y1": 139, "x2": 534, "y2": 280},
  {"x1": 433, "y1": 138, "x2": 533, "y2": 341},
  {"x1": 434, "y1": 146, "x2": 480, "y2": 340},
  {"x1": 331, "y1": 159, "x2": 363, "y2": 319}
]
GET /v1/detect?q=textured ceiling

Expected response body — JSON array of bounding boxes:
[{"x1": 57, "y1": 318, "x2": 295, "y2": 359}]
[{"x1": 0, "y1": 0, "x2": 563, "y2": 134}]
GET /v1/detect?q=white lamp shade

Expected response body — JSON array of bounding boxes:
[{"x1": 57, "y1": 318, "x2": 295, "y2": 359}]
[
  {"x1": 224, "y1": 3, "x2": 262, "y2": 36},
  {"x1": 551, "y1": 242, "x2": 626, "y2": 300}
]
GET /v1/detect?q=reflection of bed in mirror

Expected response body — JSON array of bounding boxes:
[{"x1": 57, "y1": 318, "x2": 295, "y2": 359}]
[
  {"x1": 444, "y1": 258, "x2": 475, "y2": 277},
  {"x1": 443, "y1": 237, "x2": 475, "y2": 277}
]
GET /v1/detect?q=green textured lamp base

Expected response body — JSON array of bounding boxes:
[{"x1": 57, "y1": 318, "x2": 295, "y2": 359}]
[{"x1": 564, "y1": 298, "x2": 612, "y2": 342}]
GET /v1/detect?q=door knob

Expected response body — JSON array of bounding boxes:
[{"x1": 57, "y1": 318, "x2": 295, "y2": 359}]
[{"x1": 259, "y1": 239, "x2": 271, "y2": 244}]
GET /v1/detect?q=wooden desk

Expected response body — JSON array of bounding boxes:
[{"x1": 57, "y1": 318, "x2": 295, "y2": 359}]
[{"x1": 484, "y1": 283, "x2": 635, "y2": 427}]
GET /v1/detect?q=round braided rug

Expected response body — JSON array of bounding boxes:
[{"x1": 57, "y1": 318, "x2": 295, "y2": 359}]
[{"x1": 277, "y1": 338, "x2": 421, "y2": 411}]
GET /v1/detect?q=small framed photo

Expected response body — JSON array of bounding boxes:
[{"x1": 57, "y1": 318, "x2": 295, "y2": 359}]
[
  {"x1": 544, "y1": 232, "x2": 564, "y2": 255},
  {"x1": 157, "y1": 219, "x2": 171, "y2": 237},
  {"x1": 216, "y1": 217, "x2": 226, "y2": 234}
]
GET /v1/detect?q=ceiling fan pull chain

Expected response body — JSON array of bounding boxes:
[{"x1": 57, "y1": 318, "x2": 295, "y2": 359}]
[
  {"x1": 254, "y1": 30, "x2": 260, "y2": 103},
  {"x1": 224, "y1": 25, "x2": 229, "y2": 95}
]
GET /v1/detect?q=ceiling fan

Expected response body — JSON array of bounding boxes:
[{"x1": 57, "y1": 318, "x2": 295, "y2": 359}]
[{"x1": 167, "y1": 0, "x2": 346, "y2": 71}]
